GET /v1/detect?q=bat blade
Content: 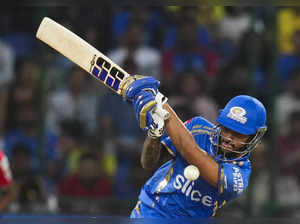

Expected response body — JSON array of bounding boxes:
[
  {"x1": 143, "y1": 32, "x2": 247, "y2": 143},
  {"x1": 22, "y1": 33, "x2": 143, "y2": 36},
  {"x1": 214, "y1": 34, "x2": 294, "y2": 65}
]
[{"x1": 36, "y1": 17, "x2": 128, "y2": 94}]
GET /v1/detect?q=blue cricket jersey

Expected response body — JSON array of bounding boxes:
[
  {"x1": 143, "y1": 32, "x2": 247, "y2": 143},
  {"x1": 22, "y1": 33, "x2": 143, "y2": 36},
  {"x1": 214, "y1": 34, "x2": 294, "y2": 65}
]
[{"x1": 130, "y1": 116, "x2": 251, "y2": 218}]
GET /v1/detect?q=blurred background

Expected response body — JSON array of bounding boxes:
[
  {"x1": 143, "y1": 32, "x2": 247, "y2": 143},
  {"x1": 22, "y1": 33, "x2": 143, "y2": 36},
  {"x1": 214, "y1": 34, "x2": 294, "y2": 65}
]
[{"x1": 0, "y1": 3, "x2": 300, "y2": 218}]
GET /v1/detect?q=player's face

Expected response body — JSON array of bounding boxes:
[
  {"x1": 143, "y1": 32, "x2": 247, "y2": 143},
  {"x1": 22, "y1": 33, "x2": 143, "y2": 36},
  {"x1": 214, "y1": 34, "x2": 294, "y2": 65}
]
[{"x1": 219, "y1": 126, "x2": 251, "y2": 153}]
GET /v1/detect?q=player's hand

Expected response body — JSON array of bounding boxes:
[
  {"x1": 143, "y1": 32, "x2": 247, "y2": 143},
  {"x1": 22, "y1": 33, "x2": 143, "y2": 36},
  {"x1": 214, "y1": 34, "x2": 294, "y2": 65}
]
[
  {"x1": 120, "y1": 74, "x2": 169, "y2": 137},
  {"x1": 120, "y1": 75, "x2": 160, "y2": 102},
  {"x1": 132, "y1": 89, "x2": 158, "y2": 132}
]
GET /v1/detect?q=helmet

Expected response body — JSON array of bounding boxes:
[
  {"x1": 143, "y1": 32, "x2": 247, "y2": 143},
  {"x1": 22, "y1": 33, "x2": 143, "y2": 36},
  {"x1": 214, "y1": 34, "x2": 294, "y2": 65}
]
[{"x1": 210, "y1": 95, "x2": 267, "y2": 160}]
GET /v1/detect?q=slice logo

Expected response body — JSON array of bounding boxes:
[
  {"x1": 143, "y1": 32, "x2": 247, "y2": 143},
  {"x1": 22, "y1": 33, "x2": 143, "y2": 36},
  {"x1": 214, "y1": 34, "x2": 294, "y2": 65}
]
[
  {"x1": 227, "y1": 106, "x2": 247, "y2": 124},
  {"x1": 173, "y1": 174, "x2": 213, "y2": 206},
  {"x1": 90, "y1": 54, "x2": 125, "y2": 91}
]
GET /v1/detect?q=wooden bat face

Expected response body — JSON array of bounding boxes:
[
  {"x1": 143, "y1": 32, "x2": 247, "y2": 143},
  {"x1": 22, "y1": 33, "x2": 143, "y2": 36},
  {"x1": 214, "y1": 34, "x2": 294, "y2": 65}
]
[{"x1": 36, "y1": 17, "x2": 129, "y2": 95}]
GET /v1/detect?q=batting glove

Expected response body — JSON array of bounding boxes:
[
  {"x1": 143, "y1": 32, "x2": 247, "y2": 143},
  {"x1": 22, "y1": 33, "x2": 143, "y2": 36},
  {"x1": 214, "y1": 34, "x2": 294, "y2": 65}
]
[
  {"x1": 132, "y1": 89, "x2": 158, "y2": 132},
  {"x1": 120, "y1": 75, "x2": 160, "y2": 102}
]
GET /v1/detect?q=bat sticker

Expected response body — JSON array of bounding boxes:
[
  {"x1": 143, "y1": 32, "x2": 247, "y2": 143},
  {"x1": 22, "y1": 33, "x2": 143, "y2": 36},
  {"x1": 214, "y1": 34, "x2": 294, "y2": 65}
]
[{"x1": 90, "y1": 55, "x2": 124, "y2": 91}]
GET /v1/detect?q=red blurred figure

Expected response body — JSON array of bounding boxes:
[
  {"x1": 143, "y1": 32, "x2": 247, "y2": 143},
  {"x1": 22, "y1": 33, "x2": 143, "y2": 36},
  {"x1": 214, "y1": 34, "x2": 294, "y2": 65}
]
[{"x1": 0, "y1": 149, "x2": 16, "y2": 211}]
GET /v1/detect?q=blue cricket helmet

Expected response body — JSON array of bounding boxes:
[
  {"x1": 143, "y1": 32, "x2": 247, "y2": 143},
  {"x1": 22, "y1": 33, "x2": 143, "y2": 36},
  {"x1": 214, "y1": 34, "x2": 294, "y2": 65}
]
[
  {"x1": 216, "y1": 95, "x2": 267, "y2": 135},
  {"x1": 210, "y1": 95, "x2": 267, "y2": 160}
]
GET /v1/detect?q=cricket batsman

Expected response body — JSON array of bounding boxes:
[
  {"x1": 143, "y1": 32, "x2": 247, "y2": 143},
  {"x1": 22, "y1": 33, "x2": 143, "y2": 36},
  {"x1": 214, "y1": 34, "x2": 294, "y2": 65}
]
[{"x1": 121, "y1": 75, "x2": 267, "y2": 218}]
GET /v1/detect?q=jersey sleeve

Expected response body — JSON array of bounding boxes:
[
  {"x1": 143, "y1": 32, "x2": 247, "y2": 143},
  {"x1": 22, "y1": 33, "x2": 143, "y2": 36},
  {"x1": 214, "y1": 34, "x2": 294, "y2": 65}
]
[
  {"x1": 0, "y1": 152, "x2": 13, "y2": 187},
  {"x1": 160, "y1": 117, "x2": 195, "y2": 157},
  {"x1": 218, "y1": 160, "x2": 251, "y2": 200},
  {"x1": 161, "y1": 135, "x2": 176, "y2": 157}
]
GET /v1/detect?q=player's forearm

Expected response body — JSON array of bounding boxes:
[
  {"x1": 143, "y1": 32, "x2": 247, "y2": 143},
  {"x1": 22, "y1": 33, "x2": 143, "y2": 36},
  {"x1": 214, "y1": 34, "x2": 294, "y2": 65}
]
[
  {"x1": 163, "y1": 103, "x2": 219, "y2": 188},
  {"x1": 141, "y1": 136, "x2": 162, "y2": 170}
]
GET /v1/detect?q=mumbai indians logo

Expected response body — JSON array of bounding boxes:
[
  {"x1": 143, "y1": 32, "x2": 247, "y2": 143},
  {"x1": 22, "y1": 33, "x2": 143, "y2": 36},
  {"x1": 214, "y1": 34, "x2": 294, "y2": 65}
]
[
  {"x1": 90, "y1": 54, "x2": 125, "y2": 92},
  {"x1": 227, "y1": 107, "x2": 247, "y2": 124}
]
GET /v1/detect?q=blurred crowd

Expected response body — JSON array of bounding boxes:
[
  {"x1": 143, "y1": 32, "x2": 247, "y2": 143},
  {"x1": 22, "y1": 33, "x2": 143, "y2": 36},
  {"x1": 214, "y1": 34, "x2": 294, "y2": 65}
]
[{"x1": 1, "y1": 5, "x2": 300, "y2": 217}]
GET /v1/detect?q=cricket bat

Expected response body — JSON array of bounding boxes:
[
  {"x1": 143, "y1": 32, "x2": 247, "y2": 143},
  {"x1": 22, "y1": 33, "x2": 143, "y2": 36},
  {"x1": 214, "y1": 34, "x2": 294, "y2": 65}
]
[{"x1": 36, "y1": 17, "x2": 169, "y2": 136}]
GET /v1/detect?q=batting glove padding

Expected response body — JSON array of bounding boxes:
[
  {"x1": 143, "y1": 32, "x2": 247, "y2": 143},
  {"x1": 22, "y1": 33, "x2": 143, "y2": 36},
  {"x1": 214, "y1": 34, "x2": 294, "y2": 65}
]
[
  {"x1": 120, "y1": 75, "x2": 160, "y2": 102},
  {"x1": 133, "y1": 90, "x2": 158, "y2": 131}
]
